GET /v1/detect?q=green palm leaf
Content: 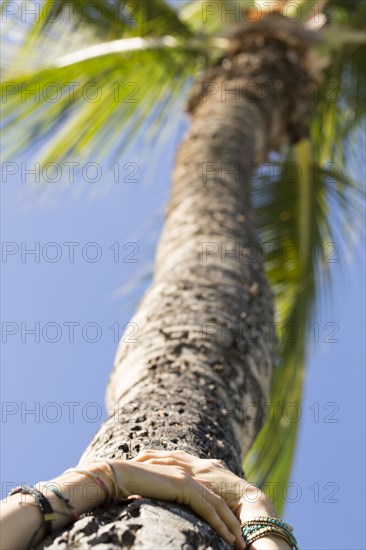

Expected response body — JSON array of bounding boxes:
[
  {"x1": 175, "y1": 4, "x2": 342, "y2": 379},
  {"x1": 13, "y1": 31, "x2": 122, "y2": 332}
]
[
  {"x1": 312, "y1": 1, "x2": 366, "y2": 168},
  {"x1": 2, "y1": 47, "x2": 196, "y2": 164},
  {"x1": 243, "y1": 1, "x2": 365, "y2": 509},
  {"x1": 17, "y1": 0, "x2": 193, "y2": 46},
  {"x1": 244, "y1": 138, "x2": 364, "y2": 512},
  {"x1": 1, "y1": 1, "x2": 203, "y2": 166}
]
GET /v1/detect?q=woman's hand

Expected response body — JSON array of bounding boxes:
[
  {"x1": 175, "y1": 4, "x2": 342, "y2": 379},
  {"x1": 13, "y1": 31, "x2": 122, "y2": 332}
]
[
  {"x1": 131, "y1": 449, "x2": 278, "y2": 524},
  {"x1": 131, "y1": 451, "x2": 292, "y2": 549},
  {"x1": 84, "y1": 459, "x2": 245, "y2": 549}
]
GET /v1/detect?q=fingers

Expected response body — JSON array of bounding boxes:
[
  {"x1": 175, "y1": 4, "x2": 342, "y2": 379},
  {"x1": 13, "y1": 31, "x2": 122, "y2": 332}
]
[
  {"x1": 136, "y1": 457, "x2": 192, "y2": 472},
  {"x1": 186, "y1": 479, "x2": 245, "y2": 550},
  {"x1": 120, "y1": 461, "x2": 245, "y2": 548},
  {"x1": 133, "y1": 456, "x2": 178, "y2": 465},
  {"x1": 132, "y1": 451, "x2": 229, "y2": 475},
  {"x1": 131, "y1": 450, "x2": 168, "y2": 462},
  {"x1": 129, "y1": 450, "x2": 246, "y2": 547},
  {"x1": 132, "y1": 449, "x2": 193, "y2": 464},
  {"x1": 146, "y1": 458, "x2": 177, "y2": 465},
  {"x1": 205, "y1": 489, "x2": 245, "y2": 549}
]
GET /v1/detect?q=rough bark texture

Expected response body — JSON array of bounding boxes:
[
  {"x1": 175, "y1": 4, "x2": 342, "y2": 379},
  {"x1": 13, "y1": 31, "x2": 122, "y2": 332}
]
[{"x1": 39, "y1": 18, "x2": 316, "y2": 550}]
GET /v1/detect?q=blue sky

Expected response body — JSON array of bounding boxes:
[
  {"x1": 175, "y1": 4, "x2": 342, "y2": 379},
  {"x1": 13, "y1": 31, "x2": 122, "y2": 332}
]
[{"x1": 1, "y1": 105, "x2": 365, "y2": 550}]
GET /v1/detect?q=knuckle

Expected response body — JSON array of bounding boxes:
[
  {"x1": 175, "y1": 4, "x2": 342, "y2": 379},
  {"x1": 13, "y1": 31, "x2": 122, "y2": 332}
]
[
  {"x1": 205, "y1": 502, "x2": 215, "y2": 514},
  {"x1": 172, "y1": 449, "x2": 183, "y2": 455},
  {"x1": 208, "y1": 458, "x2": 224, "y2": 469},
  {"x1": 161, "y1": 457, "x2": 176, "y2": 465},
  {"x1": 211, "y1": 492, "x2": 225, "y2": 507},
  {"x1": 257, "y1": 490, "x2": 269, "y2": 506},
  {"x1": 140, "y1": 449, "x2": 152, "y2": 455},
  {"x1": 175, "y1": 466, "x2": 189, "y2": 479}
]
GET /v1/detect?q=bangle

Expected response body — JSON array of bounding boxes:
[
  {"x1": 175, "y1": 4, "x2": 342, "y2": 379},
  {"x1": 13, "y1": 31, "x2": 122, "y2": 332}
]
[
  {"x1": 100, "y1": 460, "x2": 121, "y2": 502},
  {"x1": 241, "y1": 516, "x2": 298, "y2": 549},
  {"x1": 243, "y1": 526, "x2": 296, "y2": 548},
  {"x1": 9, "y1": 485, "x2": 55, "y2": 549},
  {"x1": 64, "y1": 468, "x2": 112, "y2": 503},
  {"x1": 39, "y1": 482, "x2": 80, "y2": 521}
]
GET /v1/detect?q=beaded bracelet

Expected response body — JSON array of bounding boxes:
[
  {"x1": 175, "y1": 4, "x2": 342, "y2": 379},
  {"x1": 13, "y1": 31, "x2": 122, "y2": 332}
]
[
  {"x1": 242, "y1": 527, "x2": 297, "y2": 549},
  {"x1": 241, "y1": 516, "x2": 298, "y2": 549},
  {"x1": 40, "y1": 482, "x2": 80, "y2": 521},
  {"x1": 9, "y1": 485, "x2": 55, "y2": 550},
  {"x1": 243, "y1": 525, "x2": 296, "y2": 548},
  {"x1": 243, "y1": 516, "x2": 295, "y2": 534}
]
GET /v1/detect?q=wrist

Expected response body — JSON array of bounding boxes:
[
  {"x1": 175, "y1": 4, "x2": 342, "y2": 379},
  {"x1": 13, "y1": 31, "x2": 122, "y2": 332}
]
[
  {"x1": 238, "y1": 487, "x2": 292, "y2": 548},
  {"x1": 250, "y1": 535, "x2": 292, "y2": 549},
  {"x1": 47, "y1": 464, "x2": 110, "y2": 516},
  {"x1": 239, "y1": 485, "x2": 278, "y2": 524},
  {"x1": 80, "y1": 462, "x2": 115, "y2": 503},
  {"x1": 240, "y1": 512, "x2": 296, "y2": 550}
]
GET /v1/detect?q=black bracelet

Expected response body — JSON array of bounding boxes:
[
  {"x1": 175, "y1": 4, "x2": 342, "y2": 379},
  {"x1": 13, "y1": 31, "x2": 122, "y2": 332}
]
[
  {"x1": 45, "y1": 483, "x2": 79, "y2": 521},
  {"x1": 9, "y1": 485, "x2": 55, "y2": 549}
]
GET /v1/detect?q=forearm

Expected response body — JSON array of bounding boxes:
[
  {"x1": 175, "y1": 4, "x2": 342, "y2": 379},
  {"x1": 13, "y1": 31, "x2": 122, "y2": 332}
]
[
  {"x1": 0, "y1": 463, "x2": 117, "y2": 550},
  {"x1": 250, "y1": 535, "x2": 292, "y2": 549}
]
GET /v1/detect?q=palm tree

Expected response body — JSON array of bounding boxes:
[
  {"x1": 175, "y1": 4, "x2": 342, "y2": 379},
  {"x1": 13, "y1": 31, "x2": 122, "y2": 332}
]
[{"x1": 2, "y1": 0, "x2": 365, "y2": 547}]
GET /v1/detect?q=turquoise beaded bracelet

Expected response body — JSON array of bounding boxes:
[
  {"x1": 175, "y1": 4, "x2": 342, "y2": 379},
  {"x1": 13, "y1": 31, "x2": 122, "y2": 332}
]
[{"x1": 241, "y1": 516, "x2": 298, "y2": 549}]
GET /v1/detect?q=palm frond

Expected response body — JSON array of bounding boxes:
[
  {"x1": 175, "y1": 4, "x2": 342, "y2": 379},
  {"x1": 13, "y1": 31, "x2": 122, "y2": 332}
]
[
  {"x1": 22, "y1": 0, "x2": 193, "y2": 42},
  {"x1": 2, "y1": 0, "x2": 230, "y2": 168},
  {"x1": 179, "y1": 0, "x2": 277, "y2": 33},
  {"x1": 1, "y1": 43, "x2": 200, "y2": 166},
  {"x1": 1, "y1": 0, "x2": 194, "y2": 76},
  {"x1": 243, "y1": 6, "x2": 366, "y2": 498},
  {"x1": 244, "y1": 138, "x2": 364, "y2": 512},
  {"x1": 312, "y1": 1, "x2": 366, "y2": 169}
]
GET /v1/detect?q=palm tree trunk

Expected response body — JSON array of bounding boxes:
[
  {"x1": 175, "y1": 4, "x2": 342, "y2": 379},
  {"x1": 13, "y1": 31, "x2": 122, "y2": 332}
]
[{"x1": 39, "y1": 20, "x2": 314, "y2": 550}]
